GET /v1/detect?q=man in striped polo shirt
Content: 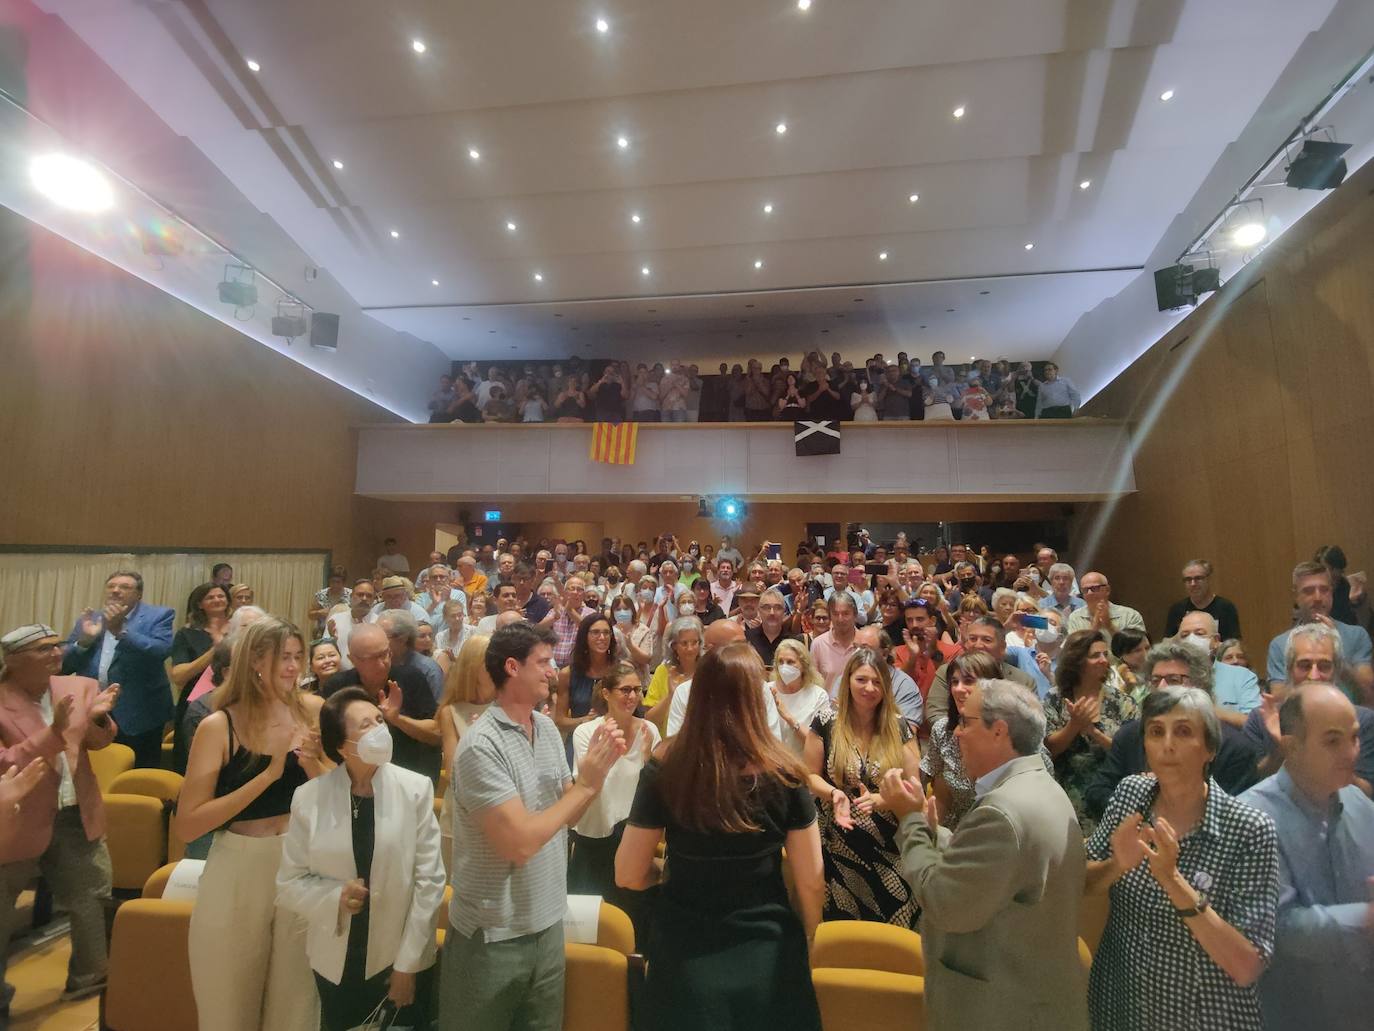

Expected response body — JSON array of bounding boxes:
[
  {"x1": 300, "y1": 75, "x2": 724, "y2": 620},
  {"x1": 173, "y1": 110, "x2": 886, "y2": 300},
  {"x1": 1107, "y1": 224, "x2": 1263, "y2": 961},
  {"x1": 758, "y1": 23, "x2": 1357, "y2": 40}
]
[{"x1": 443, "y1": 622, "x2": 626, "y2": 1030}]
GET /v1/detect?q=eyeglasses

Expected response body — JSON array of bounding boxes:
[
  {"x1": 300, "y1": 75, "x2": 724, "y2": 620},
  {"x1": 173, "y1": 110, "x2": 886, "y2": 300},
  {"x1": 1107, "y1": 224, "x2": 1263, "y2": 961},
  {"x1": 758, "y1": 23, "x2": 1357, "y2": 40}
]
[
  {"x1": 1182, "y1": 575, "x2": 1208, "y2": 584},
  {"x1": 958, "y1": 710, "x2": 987, "y2": 728},
  {"x1": 1147, "y1": 673, "x2": 1193, "y2": 687},
  {"x1": 1081, "y1": 583, "x2": 1109, "y2": 593},
  {"x1": 609, "y1": 686, "x2": 643, "y2": 697},
  {"x1": 587, "y1": 628, "x2": 613, "y2": 637}
]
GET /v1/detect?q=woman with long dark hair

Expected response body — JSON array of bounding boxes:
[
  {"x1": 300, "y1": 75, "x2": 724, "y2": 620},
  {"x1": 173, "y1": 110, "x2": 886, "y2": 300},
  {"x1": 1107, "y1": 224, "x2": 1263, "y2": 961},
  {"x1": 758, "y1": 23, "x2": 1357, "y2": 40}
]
[
  {"x1": 554, "y1": 612, "x2": 621, "y2": 762},
  {"x1": 616, "y1": 643, "x2": 824, "y2": 1031}
]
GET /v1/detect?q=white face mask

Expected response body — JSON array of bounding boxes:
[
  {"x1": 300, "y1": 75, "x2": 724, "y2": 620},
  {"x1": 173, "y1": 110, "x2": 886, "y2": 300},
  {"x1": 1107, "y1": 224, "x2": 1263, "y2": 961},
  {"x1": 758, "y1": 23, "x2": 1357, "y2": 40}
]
[
  {"x1": 1035, "y1": 626, "x2": 1061, "y2": 644},
  {"x1": 777, "y1": 662, "x2": 801, "y2": 684},
  {"x1": 353, "y1": 723, "x2": 392, "y2": 766},
  {"x1": 638, "y1": 589, "x2": 655, "y2": 604},
  {"x1": 679, "y1": 602, "x2": 696, "y2": 615},
  {"x1": 1179, "y1": 633, "x2": 1212, "y2": 656}
]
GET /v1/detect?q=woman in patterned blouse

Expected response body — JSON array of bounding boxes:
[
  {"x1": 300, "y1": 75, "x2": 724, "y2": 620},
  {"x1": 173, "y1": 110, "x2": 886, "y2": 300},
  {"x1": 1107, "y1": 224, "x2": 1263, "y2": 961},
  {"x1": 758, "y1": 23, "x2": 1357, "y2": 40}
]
[
  {"x1": 1044, "y1": 630, "x2": 1138, "y2": 835},
  {"x1": 1084, "y1": 687, "x2": 1279, "y2": 1031}
]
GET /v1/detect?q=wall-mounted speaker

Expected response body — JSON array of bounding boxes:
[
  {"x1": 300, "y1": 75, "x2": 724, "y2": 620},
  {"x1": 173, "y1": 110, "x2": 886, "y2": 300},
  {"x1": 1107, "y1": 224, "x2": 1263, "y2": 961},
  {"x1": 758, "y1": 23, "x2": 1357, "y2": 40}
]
[{"x1": 310, "y1": 312, "x2": 340, "y2": 351}]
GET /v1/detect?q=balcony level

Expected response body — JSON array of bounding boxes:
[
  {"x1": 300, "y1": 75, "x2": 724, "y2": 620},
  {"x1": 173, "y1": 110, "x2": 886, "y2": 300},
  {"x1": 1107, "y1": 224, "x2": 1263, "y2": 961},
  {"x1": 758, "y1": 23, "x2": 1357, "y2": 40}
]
[{"x1": 354, "y1": 420, "x2": 1136, "y2": 503}]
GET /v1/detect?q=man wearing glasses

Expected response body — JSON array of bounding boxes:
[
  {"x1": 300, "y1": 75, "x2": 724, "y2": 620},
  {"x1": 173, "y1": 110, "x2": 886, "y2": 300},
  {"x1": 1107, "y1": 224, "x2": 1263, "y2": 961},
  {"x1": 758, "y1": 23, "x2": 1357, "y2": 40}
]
[
  {"x1": 1064, "y1": 571, "x2": 1146, "y2": 640},
  {"x1": 0, "y1": 624, "x2": 121, "y2": 1011},
  {"x1": 1082, "y1": 642, "x2": 1260, "y2": 820},
  {"x1": 1164, "y1": 558, "x2": 1242, "y2": 640}
]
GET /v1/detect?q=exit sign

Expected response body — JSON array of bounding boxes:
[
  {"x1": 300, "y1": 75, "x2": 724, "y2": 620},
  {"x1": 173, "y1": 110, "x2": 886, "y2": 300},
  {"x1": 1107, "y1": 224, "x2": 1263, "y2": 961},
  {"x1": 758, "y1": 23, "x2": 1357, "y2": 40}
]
[{"x1": 484, "y1": 511, "x2": 502, "y2": 522}]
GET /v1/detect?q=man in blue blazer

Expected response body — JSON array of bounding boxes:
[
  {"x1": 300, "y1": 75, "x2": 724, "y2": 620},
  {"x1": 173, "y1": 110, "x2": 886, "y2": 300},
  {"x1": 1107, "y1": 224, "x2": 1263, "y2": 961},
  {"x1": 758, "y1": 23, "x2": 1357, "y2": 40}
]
[{"x1": 62, "y1": 570, "x2": 174, "y2": 768}]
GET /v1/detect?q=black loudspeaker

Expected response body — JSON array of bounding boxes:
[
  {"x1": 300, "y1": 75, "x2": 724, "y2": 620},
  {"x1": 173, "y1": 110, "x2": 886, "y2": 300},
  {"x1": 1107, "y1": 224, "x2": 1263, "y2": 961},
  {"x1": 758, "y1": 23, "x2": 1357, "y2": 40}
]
[
  {"x1": 1285, "y1": 139, "x2": 1351, "y2": 191},
  {"x1": 310, "y1": 312, "x2": 340, "y2": 351},
  {"x1": 1154, "y1": 264, "x2": 1196, "y2": 311}
]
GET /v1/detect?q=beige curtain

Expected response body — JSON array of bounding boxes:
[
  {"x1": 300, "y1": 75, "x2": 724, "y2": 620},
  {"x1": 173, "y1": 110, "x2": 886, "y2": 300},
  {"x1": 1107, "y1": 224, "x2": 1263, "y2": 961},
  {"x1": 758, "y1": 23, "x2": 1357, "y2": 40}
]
[{"x1": 0, "y1": 551, "x2": 329, "y2": 639}]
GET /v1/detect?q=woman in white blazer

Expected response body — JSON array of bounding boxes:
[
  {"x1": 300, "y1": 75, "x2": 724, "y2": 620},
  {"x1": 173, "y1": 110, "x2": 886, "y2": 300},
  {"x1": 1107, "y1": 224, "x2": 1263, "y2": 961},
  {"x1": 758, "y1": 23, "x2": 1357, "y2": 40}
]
[{"x1": 277, "y1": 686, "x2": 447, "y2": 1030}]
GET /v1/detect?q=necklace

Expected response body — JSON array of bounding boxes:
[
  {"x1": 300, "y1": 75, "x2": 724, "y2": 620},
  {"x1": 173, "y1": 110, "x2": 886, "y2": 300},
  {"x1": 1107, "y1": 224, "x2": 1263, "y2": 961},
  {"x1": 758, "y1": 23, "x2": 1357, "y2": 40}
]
[{"x1": 351, "y1": 793, "x2": 363, "y2": 820}]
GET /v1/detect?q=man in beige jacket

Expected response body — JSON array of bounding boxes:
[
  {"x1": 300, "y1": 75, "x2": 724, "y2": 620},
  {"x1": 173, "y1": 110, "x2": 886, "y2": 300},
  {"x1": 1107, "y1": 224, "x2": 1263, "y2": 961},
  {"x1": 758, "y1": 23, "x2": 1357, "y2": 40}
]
[{"x1": 881, "y1": 679, "x2": 1087, "y2": 1031}]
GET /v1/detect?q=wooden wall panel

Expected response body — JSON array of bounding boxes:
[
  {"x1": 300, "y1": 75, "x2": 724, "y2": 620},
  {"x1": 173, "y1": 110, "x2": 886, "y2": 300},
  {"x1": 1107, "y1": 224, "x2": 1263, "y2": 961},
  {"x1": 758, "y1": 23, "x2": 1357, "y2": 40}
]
[
  {"x1": 1075, "y1": 156, "x2": 1374, "y2": 648},
  {"x1": 0, "y1": 209, "x2": 401, "y2": 579}
]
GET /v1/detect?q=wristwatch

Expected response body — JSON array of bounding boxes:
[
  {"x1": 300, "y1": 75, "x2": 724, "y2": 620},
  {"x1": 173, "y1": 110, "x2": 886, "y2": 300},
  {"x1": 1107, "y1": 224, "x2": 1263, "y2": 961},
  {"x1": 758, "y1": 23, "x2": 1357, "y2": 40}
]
[{"x1": 1173, "y1": 891, "x2": 1210, "y2": 918}]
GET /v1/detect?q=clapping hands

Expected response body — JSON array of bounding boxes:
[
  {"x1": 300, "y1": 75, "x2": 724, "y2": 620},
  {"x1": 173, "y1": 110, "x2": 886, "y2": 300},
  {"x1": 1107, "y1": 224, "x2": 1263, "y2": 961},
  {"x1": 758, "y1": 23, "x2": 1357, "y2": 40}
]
[{"x1": 577, "y1": 722, "x2": 628, "y2": 792}]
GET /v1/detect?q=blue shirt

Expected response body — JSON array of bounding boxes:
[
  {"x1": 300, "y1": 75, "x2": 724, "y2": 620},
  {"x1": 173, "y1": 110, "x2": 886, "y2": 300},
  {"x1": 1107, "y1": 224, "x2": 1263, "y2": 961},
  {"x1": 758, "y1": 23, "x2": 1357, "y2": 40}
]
[
  {"x1": 887, "y1": 665, "x2": 924, "y2": 728},
  {"x1": 1006, "y1": 645, "x2": 1052, "y2": 700},
  {"x1": 1266, "y1": 621, "x2": 1373, "y2": 699},
  {"x1": 1240, "y1": 769, "x2": 1374, "y2": 1029},
  {"x1": 1038, "y1": 593, "x2": 1085, "y2": 617},
  {"x1": 1034, "y1": 377, "x2": 1081, "y2": 416},
  {"x1": 1213, "y1": 661, "x2": 1262, "y2": 714},
  {"x1": 973, "y1": 755, "x2": 1020, "y2": 800}
]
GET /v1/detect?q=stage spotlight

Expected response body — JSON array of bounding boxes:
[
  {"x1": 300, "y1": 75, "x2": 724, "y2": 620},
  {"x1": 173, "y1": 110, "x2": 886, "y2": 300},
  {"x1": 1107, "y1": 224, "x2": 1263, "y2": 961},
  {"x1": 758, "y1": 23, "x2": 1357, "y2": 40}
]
[
  {"x1": 1153, "y1": 262, "x2": 1219, "y2": 311},
  {"x1": 272, "y1": 300, "x2": 308, "y2": 342},
  {"x1": 29, "y1": 153, "x2": 114, "y2": 213},
  {"x1": 218, "y1": 264, "x2": 258, "y2": 309},
  {"x1": 1284, "y1": 138, "x2": 1351, "y2": 191},
  {"x1": 715, "y1": 497, "x2": 745, "y2": 520}
]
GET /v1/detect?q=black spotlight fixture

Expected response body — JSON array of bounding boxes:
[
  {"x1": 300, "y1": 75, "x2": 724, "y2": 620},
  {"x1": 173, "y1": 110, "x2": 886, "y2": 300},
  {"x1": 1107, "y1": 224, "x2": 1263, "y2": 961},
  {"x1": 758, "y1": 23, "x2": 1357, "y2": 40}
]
[
  {"x1": 217, "y1": 264, "x2": 258, "y2": 308},
  {"x1": 1153, "y1": 262, "x2": 1220, "y2": 312},
  {"x1": 271, "y1": 300, "x2": 308, "y2": 343},
  {"x1": 1284, "y1": 138, "x2": 1351, "y2": 191}
]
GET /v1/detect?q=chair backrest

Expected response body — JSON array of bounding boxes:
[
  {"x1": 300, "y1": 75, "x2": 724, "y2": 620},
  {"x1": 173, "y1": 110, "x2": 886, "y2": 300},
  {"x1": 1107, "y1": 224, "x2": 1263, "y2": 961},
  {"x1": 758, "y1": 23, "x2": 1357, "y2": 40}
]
[
  {"x1": 597, "y1": 901, "x2": 634, "y2": 955},
  {"x1": 563, "y1": 943, "x2": 628, "y2": 1031},
  {"x1": 104, "y1": 795, "x2": 168, "y2": 892},
  {"x1": 141, "y1": 862, "x2": 178, "y2": 899},
  {"x1": 108, "y1": 768, "x2": 183, "y2": 803},
  {"x1": 811, "y1": 920, "x2": 923, "y2": 976},
  {"x1": 89, "y1": 743, "x2": 135, "y2": 793},
  {"x1": 811, "y1": 967, "x2": 924, "y2": 1031},
  {"x1": 105, "y1": 898, "x2": 198, "y2": 1031}
]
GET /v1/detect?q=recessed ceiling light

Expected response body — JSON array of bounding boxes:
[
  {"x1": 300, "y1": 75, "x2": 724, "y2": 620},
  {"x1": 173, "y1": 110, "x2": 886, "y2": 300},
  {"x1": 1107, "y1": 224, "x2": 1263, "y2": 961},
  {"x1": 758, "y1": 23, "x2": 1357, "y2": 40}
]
[
  {"x1": 505, "y1": 221, "x2": 518, "y2": 232},
  {"x1": 595, "y1": 17, "x2": 609, "y2": 33},
  {"x1": 389, "y1": 229, "x2": 400, "y2": 239},
  {"x1": 775, "y1": 121, "x2": 788, "y2": 135},
  {"x1": 797, "y1": 0, "x2": 812, "y2": 9},
  {"x1": 29, "y1": 153, "x2": 114, "y2": 213},
  {"x1": 411, "y1": 39, "x2": 427, "y2": 54},
  {"x1": 763, "y1": 202, "x2": 774, "y2": 214},
  {"x1": 332, "y1": 159, "x2": 344, "y2": 170},
  {"x1": 616, "y1": 135, "x2": 630, "y2": 149},
  {"x1": 245, "y1": 58, "x2": 261, "y2": 72},
  {"x1": 753, "y1": 259, "x2": 764, "y2": 269},
  {"x1": 468, "y1": 148, "x2": 481, "y2": 161},
  {"x1": 630, "y1": 212, "x2": 641, "y2": 224},
  {"x1": 979, "y1": 290, "x2": 991, "y2": 295},
  {"x1": 1231, "y1": 222, "x2": 1267, "y2": 248},
  {"x1": 641, "y1": 266, "x2": 651, "y2": 276},
  {"x1": 1159, "y1": 89, "x2": 1174, "y2": 102},
  {"x1": 1024, "y1": 242, "x2": 1034, "y2": 250},
  {"x1": 908, "y1": 193, "x2": 919, "y2": 203},
  {"x1": 1079, "y1": 179, "x2": 1091, "y2": 190},
  {"x1": 878, "y1": 251, "x2": 888, "y2": 261},
  {"x1": 533, "y1": 271, "x2": 544, "y2": 282},
  {"x1": 952, "y1": 105, "x2": 966, "y2": 119},
  {"x1": 431, "y1": 279, "x2": 439, "y2": 286}
]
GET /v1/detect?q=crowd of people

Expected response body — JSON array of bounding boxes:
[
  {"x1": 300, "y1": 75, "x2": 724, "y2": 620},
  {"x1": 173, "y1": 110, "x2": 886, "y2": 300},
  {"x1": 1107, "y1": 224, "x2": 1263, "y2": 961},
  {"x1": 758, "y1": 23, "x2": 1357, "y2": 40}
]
[
  {"x1": 0, "y1": 531, "x2": 1370, "y2": 1030},
  {"x1": 427, "y1": 352, "x2": 1082, "y2": 424}
]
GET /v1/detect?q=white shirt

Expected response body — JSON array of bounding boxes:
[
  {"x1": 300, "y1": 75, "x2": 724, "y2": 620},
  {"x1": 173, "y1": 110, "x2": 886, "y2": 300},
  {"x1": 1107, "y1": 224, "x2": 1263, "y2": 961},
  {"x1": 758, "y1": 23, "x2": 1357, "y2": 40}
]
[
  {"x1": 38, "y1": 690, "x2": 77, "y2": 808},
  {"x1": 666, "y1": 675, "x2": 783, "y2": 740},
  {"x1": 571, "y1": 716, "x2": 660, "y2": 838},
  {"x1": 369, "y1": 600, "x2": 435, "y2": 627},
  {"x1": 327, "y1": 609, "x2": 369, "y2": 670},
  {"x1": 770, "y1": 681, "x2": 831, "y2": 756}
]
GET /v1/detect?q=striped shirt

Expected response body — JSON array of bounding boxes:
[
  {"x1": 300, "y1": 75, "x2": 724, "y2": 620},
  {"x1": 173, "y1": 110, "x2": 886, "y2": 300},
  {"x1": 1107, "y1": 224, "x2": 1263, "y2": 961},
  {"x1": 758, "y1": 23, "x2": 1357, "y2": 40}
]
[{"x1": 449, "y1": 704, "x2": 571, "y2": 941}]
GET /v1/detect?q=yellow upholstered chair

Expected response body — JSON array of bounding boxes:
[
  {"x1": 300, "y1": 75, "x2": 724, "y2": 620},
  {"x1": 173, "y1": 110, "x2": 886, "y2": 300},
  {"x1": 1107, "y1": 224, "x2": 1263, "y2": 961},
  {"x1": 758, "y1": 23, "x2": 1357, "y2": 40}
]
[
  {"x1": 811, "y1": 920, "x2": 923, "y2": 975},
  {"x1": 89, "y1": 743, "x2": 135, "y2": 794},
  {"x1": 104, "y1": 898, "x2": 198, "y2": 1031},
  {"x1": 103, "y1": 795, "x2": 168, "y2": 892},
  {"x1": 109, "y1": 768, "x2": 183, "y2": 803},
  {"x1": 563, "y1": 902, "x2": 634, "y2": 1031},
  {"x1": 141, "y1": 863, "x2": 179, "y2": 899},
  {"x1": 811, "y1": 922, "x2": 925, "y2": 1031}
]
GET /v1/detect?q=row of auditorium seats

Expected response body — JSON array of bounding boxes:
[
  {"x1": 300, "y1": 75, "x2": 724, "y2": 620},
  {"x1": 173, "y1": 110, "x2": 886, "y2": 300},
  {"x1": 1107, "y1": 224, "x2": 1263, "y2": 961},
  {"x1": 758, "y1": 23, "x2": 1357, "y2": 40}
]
[{"x1": 90, "y1": 745, "x2": 1110, "y2": 1030}]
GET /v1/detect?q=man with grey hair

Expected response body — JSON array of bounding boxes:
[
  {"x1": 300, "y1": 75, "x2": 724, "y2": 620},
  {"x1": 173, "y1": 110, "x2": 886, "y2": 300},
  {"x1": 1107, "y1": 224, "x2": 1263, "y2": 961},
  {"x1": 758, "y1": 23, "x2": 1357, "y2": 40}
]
[
  {"x1": 1165, "y1": 558, "x2": 1241, "y2": 640},
  {"x1": 376, "y1": 609, "x2": 445, "y2": 703},
  {"x1": 880, "y1": 679, "x2": 1087, "y2": 1031},
  {"x1": 1084, "y1": 642, "x2": 1260, "y2": 819},
  {"x1": 1175, "y1": 610, "x2": 1261, "y2": 728},
  {"x1": 1266, "y1": 561, "x2": 1373, "y2": 703},
  {"x1": 417, "y1": 564, "x2": 465, "y2": 624},
  {"x1": 1038, "y1": 562, "x2": 1085, "y2": 619},
  {"x1": 1245, "y1": 622, "x2": 1374, "y2": 794},
  {"x1": 370, "y1": 574, "x2": 432, "y2": 627}
]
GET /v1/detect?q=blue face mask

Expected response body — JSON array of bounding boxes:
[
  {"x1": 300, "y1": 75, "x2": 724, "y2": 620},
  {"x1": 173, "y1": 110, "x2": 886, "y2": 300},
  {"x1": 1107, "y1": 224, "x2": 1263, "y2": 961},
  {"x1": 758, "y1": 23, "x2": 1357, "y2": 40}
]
[{"x1": 613, "y1": 609, "x2": 633, "y2": 624}]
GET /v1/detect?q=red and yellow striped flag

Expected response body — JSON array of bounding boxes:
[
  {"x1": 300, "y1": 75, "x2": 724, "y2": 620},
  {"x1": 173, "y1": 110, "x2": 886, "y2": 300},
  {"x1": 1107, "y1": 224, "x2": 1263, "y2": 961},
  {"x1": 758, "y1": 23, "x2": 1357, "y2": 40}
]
[{"x1": 589, "y1": 422, "x2": 638, "y2": 465}]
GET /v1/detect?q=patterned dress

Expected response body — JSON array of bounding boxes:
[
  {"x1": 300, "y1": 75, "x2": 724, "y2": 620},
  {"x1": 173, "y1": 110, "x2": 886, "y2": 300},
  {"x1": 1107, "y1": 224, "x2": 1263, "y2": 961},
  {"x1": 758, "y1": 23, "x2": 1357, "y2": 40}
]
[
  {"x1": 920, "y1": 717, "x2": 1055, "y2": 830},
  {"x1": 1087, "y1": 775, "x2": 1278, "y2": 1031},
  {"x1": 810, "y1": 711, "x2": 917, "y2": 928},
  {"x1": 1043, "y1": 675, "x2": 1138, "y2": 836}
]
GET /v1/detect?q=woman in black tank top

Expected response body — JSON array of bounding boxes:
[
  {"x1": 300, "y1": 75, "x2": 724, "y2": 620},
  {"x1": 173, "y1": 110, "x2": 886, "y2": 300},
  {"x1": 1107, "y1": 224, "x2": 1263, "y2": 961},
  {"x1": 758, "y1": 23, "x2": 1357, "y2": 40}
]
[{"x1": 177, "y1": 617, "x2": 326, "y2": 1031}]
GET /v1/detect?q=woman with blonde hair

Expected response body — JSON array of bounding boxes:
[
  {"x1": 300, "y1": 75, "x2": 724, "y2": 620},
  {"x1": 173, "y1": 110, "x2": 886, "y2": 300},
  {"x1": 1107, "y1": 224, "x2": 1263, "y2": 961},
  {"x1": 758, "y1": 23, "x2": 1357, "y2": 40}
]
[
  {"x1": 177, "y1": 618, "x2": 325, "y2": 1031},
  {"x1": 436, "y1": 635, "x2": 493, "y2": 867},
  {"x1": 804, "y1": 647, "x2": 921, "y2": 927},
  {"x1": 616, "y1": 643, "x2": 823, "y2": 1031},
  {"x1": 768, "y1": 639, "x2": 830, "y2": 756}
]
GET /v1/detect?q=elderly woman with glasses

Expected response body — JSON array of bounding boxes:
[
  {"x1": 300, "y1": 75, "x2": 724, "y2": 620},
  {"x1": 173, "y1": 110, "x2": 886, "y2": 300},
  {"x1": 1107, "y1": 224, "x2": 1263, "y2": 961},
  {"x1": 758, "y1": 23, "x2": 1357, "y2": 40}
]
[{"x1": 1084, "y1": 687, "x2": 1278, "y2": 1031}]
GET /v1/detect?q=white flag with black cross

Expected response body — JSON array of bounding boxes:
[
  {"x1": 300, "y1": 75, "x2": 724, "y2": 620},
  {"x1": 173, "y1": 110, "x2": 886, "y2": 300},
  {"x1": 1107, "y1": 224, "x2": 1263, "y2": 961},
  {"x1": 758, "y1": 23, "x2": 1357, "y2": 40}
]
[{"x1": 793, "y1": 420, "x2": 841, "y2": 456}]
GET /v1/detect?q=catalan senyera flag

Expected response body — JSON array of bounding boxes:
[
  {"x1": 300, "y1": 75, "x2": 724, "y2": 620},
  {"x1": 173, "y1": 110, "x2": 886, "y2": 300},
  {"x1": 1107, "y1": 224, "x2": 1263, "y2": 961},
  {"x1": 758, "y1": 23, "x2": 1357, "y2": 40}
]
[{"x1": 589, "y1": 422, "x2": 639, "y2": 465}]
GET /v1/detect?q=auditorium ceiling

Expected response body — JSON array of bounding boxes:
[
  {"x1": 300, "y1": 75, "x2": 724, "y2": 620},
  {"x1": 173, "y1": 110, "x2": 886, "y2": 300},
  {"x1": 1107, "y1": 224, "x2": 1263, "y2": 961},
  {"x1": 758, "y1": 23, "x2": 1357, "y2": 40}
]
[{"x1": 14, "y1": 0, "x2": 1369, "y2": 380}]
